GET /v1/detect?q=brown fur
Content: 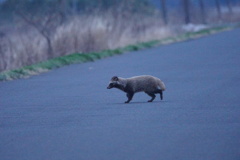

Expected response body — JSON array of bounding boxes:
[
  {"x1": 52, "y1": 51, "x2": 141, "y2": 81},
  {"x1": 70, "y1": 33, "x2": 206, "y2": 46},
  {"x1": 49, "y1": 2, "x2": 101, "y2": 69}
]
[{"x1": 107, "y1": 75, "x2": 166, "y2": 103}]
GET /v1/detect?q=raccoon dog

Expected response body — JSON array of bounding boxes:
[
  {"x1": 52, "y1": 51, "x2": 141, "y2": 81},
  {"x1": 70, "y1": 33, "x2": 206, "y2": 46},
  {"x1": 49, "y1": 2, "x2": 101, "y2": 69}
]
[{"x1": 107, "y1": 75, "x2": 166, "y2": 103}]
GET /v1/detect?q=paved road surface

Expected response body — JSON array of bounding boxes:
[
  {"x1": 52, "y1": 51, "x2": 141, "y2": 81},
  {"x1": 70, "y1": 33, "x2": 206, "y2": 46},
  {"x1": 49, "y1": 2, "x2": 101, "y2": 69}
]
[{"x1": 1, "y1": 29, "x2": 240, "y2": 160}]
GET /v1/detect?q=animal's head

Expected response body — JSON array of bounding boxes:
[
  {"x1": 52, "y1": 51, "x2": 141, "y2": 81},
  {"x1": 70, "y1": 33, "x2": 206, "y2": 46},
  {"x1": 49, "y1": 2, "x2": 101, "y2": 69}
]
[{"x1": 107, "y1": 76, "x2": 119, "y2": 89}]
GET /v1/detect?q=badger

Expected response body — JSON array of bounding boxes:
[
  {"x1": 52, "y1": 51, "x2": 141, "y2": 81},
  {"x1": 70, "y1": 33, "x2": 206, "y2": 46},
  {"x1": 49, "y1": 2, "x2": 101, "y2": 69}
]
[{"x1": 107, "y1": 75, "x2": 166, "y2": 103}]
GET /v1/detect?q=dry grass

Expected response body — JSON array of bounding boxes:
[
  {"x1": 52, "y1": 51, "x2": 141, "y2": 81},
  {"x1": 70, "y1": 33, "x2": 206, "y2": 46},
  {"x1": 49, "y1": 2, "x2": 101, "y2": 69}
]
[
  {"x1": 0, "y1": 11, "x2": 172, "y2": 72},
  {"x1": 53, "y1": 12, "x2": 171, "y2": 53},
  {"x1": 0, "y1": 28, "x2": 47, "y2": 71},
  {"x1": 1, "y1": 6, "x2": 240, "y2": 72},
  {"x1": 207, "y1": 6, "x2": 240, "y2": 23}
]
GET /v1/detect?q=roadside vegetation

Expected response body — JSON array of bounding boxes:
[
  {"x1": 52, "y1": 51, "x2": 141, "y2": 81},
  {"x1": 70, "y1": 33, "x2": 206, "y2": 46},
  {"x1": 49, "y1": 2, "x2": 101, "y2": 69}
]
[
  {"x1": 1, "y1": 24, "x2": 239, "y2": 81},
  {"x1": 0, "y1": 0, "x2": 240, "y2": 81}
]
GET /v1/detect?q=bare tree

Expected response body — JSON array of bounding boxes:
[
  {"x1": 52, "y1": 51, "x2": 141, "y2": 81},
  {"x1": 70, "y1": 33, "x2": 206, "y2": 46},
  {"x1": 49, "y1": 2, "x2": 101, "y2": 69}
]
[
  {"x1": 199, "y1": 0, "x2": 206, "y2": 24},
  {"x1": 215, "y1": 0, "x2": 222, "y2": 21},
  {"x1": 160, "y1": 0, "x2": 168, "y2": 25},
  {"x1": 15, "y1": 2, "x2": 64, "y2": 58},
  {"x1": 71, "y1": 0, "x2": 78, "y2": 13},
  {"x1": 226, "y1": 0, "x2": 233, "y2": 14},
  {"x1": 0, "y1": 32, "x2": 7, "y2": 71},
  {"x1": 182, "y1": 0, "x2": 190, "y2": 24}
]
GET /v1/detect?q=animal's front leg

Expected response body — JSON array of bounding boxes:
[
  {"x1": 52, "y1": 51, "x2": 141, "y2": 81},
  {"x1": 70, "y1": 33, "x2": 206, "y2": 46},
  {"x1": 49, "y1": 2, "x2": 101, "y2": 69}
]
[{"x1": 125, "y1": 92, "x2": 134, "y2": 103}]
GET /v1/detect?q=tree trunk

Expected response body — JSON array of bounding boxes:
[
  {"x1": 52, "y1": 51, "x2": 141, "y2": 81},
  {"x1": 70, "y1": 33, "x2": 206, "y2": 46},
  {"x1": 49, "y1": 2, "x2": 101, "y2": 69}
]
[
  {"x1": 215, "y1": 0, "x2": 222, "y2": 21},
  {"x1": 182, "y1": 0, "x2": 190, "y2": 24},
  {"x1": 226, "y1": 0, "x2": 233, "y2": 14},
  {"x1": 71, "y1": 0, "x2": 78, "y2": 13},
  {"x1": 46, "y1": 36, "x2": 54, "y2": 58},
  {"x1": 199, "y1": 0, "x2": 206, "y2": 24},
  {"x1": 160, "y1": 0, "x2": 168, "y2": 25}
]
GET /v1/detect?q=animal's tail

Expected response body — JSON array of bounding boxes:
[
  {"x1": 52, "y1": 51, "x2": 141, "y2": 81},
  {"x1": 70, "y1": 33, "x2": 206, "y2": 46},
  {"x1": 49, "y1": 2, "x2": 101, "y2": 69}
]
[{"x1": 158, "y1": 80, "x2": 166, "y2": 91}]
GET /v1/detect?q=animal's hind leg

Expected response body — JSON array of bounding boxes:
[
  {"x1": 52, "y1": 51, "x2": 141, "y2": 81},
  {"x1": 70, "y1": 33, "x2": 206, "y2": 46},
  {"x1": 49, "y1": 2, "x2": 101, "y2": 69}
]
[
  {"x1": 159, "y1": 90, "x2": 163, "y2": 100},
  {"x1": 155, "y1": 89, "x2": 163, "y2": 100},
  {"x1": 145, "y1": 92, "x2": 156, "y2": 102}
]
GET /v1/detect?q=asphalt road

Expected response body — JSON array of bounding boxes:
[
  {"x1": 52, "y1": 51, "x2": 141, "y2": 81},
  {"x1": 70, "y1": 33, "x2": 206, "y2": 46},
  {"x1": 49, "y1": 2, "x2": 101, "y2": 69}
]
[{"x1": 1, "y1": 29, "x2": 240, "y2": 160}]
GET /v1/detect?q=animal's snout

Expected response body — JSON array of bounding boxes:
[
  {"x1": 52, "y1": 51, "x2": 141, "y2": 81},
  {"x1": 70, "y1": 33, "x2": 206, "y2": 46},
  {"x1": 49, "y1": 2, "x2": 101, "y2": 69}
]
[
  {"x1": 107, "y1": 83, "x2": 113, "y2": 89},
  {"x1": 107, "y1": 85, "x2": 112, "y2": 89}
]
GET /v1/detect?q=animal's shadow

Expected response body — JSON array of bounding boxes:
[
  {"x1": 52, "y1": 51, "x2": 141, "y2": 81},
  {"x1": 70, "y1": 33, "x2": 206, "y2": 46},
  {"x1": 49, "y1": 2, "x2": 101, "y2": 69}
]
[{"x1": 108, "y1": 100, "x2": 167, "y2": 105}]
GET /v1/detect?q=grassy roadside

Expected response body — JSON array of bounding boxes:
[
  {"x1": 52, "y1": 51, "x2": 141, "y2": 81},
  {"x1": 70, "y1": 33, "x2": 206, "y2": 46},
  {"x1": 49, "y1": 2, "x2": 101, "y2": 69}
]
[{"x1": 0, "y1": 24, "x2": 238, "y2": 82}]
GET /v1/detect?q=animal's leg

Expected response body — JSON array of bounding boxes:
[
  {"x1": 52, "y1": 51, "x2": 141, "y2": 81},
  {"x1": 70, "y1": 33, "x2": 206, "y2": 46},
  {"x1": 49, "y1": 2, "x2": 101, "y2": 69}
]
[
  {"x1": 125, "y1": 92, "x2": 134, "y2": 103},
  {"x1": 155, "y1": 89, "x2": 163, "y2": 100},
  {"x1": 159, "y1": 90, "x2": 163, "y2": 100},
  {"x1": 145, "y1": 92, "x2": 156, "y2": 102}
]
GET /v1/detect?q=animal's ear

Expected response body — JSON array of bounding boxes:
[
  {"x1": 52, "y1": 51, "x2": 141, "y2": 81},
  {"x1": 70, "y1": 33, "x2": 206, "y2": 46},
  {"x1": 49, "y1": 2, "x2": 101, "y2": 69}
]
[{"x1": 111, "y1": 76, "x2": 118, "y2": 81}]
